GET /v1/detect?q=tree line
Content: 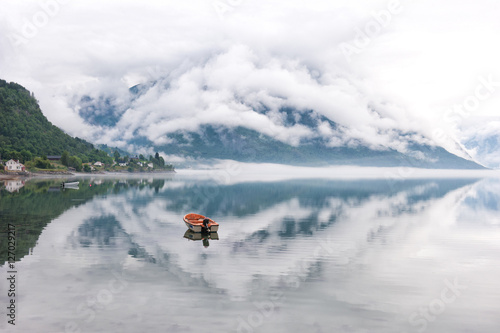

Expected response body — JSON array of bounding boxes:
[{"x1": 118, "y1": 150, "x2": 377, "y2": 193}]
[
  {"x1": 0, "y1": 79, "x2": 174, "y2": 172},
  {"x1": 0, "y1": 79, "x2": 113, "y2": 170}
]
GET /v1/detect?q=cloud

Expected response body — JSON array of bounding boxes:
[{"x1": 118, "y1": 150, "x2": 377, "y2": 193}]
[
  {"x1": 1, "y1": 0, "x2": 499, "y2": 156},
  {"x1": 68, "y1": 43, "x2": 432, "y2": 152},
  {"x1": 461, "y1": 117, "x2": 500, "y2": 168}
]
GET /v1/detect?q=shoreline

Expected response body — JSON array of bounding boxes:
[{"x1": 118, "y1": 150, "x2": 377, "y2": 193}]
[
  {"x1": 0, "y1": 170, "x2": 176, "y2": 181},
  {"x1": 2, "y1": 164, "x2": 499, "y2": 183}
]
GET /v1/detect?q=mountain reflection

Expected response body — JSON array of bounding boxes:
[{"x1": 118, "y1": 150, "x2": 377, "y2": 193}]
[
  {"x1": 3, "y1": 175, "x2": 500, "y2": 332},
  {"x1": 20, "y1": 178, "x2": 485, "y2": 287},
  {"x1": 1, "y1": 177, "x2": 485, "y2": 267}
]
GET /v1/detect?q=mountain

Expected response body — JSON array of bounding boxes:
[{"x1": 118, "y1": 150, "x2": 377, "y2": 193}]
[
  {"x1": 460, "y1": 117, "x2": 500, "y2": 169},
  {"x1": 463, "y1": 133, "x2": 500, "y2": 169},
  {"x1": 76, "y1": 82, "x2": 485, "y2": 169},
  {"x1": 0, "y1": 79, "x2": 111, "y2": 163},
  {"x1": 140, "y1": 124, "x2": 482, "y2": 168}
]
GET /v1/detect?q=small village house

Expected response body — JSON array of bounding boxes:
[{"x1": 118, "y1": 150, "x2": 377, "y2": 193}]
[
  {"x1": 4, "y1": 159, "x2": 25, "y2": 171},
  {"x1": 94, "y1": 161, "x2": 103, "y2": 167}
]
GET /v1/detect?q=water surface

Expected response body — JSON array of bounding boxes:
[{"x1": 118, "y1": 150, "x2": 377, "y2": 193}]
[{"x1": 1, "y1": 175, "x2": 499, "y2": 332}]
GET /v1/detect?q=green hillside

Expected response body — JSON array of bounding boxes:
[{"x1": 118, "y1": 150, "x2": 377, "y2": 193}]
[{"x1": 0, "y1": 79, "x2": 110, "y2": 163}]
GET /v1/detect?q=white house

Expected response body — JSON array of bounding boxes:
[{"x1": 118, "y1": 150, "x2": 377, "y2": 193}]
[
  {"x1": 119, "y1": 162, "x2": 128, "y2": 167},
  {"x1": 94, "y1": 161, "x2": 103, "y2": 167},
  {"x1": 4, "y1": 159, "x2": 25, "y2": 171},
  {"x1": 147, "y1": 163, "x2": 154, "y2": 168}
]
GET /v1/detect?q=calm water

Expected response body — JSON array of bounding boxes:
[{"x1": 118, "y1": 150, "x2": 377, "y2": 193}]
[{"x1": 1, "y1": 174, "x2": 500, "y2": 332}]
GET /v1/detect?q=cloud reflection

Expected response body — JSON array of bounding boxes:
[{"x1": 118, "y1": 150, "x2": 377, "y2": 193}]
[{"x1": 4, "y1": 176, "x2": 500, "y2": 333}]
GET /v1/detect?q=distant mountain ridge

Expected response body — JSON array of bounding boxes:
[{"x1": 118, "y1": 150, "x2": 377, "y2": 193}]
[
  {"x1": 76, "y1": 82, "x2": 485, "y2": 169},
  {"x1": 148, "y1": 124, "x2": 483, "y2": 168}
]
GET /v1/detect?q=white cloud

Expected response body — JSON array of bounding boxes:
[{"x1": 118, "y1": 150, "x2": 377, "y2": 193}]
[
  {"x1": 461, "y1": 117, "x2": 500, "y2": 168},
  {"x1": 1, "y1": 0, "x2": 499, "y2": 157}
]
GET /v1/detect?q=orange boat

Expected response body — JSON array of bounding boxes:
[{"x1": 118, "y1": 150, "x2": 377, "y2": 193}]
[{"x1": 183, "y1": 213, "x2": 219, "y2": 233}]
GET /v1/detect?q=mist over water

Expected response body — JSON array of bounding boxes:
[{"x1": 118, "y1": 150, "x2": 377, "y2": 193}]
[{"x1": 1, "y1": 173, "x2": 499, "y2": 332}]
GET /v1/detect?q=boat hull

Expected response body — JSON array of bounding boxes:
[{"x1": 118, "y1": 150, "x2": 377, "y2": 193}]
[
  {"x1": 61, "y1": 181, "x2": 79, "y2": 187},
  {"x1": 184, "y1": 220, "x2": 203, "y2": 232},
  {"x1": 183, "y1": 213, "x2": 219, "y2": 233}
]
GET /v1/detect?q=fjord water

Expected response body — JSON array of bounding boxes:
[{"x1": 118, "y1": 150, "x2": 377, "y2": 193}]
[{"x1": 1, "y1": 175, "x2": 499, "y2": 332}]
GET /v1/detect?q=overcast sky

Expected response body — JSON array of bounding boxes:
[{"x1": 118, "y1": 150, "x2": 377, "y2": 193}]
[{"x1": 1, "y1": 0, "x2": 499, "y2": 161}]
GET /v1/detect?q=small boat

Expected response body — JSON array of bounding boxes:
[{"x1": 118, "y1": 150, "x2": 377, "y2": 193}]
[
  {"x1": 61, "y1": 181, "x2": 79, "y2": 188},
  {"x1": 183, "y1": 213, "x2": 219, "y2": 233}
]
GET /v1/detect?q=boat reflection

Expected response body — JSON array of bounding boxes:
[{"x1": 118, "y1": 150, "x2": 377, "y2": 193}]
[{"x1": 183, "y1": 229, "x2": 219, "y2": 247}]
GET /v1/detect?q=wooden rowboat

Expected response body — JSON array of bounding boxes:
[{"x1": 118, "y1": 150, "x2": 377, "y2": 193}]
[
  {"x1": 61, "y1": 181, "x2": 79, "y2": 188},
  {"x1": 183, "y1": 213, "x2": 219, "y2": 233}
]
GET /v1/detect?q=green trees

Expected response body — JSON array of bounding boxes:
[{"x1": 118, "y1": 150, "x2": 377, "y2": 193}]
[
  {"x1": 0, "y1": 79, "x2": 176, "y2": 173},
  {"x1": 34, "y1": 157, "x2": 51, "y2": 169},
  {"x1": 20, "y1": 149, "x2": 32, "y2": 163},
  {"x1": 0, "y1": 79, "x2": 113, "y2": 164},
  {"x1": 61, "y1": 151, "x2": 70, "y2": 166},
  {"x1": 148, "y1": 151, "x2": 174, "y2": 170},
  {"x1": 88, "y1": 149, "x2": 112, "y2": 165},
  {"x1": 68, "y1": 156, "x2": 82, "y2": 171},
  {"x1": 1, "y1": 149, "x2": 22, "y2": 162},
  {"x1": 150, "y1": 152, "x2": 165, "y2": 167}
]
